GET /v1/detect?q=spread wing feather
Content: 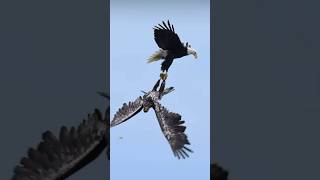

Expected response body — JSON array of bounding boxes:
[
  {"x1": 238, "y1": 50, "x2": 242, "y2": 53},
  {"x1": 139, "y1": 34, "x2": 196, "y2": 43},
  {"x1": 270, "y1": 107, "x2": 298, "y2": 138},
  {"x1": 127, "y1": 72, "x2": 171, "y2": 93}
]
[
  {"x1": 154, "y1": 20, "x2": 184, "y2": 50},
  {"x1": 162, "y1": 87, "x2": 175, "y2": 96},
  {"x1": 152, "y1": 102, "x2": 192, "y2": 159},
  {"x1": 11, "y1": 108, "x2": 109, "y2": 180},
  {"x1": 111, "y1": 97, "x2": 144, "y2": 127}
]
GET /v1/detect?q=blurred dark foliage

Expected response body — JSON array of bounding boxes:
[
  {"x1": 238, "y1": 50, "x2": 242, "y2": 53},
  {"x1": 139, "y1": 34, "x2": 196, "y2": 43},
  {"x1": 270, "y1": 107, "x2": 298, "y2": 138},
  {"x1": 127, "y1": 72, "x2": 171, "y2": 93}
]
[{"x1": 211, "y1": 163, "x2": 229, "y2": 180}]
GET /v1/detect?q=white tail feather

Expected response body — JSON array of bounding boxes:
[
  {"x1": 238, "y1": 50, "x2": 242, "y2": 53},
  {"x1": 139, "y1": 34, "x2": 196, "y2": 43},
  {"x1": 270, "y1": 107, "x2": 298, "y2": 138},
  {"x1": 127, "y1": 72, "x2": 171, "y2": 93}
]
[{"x1": 147, "y1": 49, "x2": 164, "y2": 63}]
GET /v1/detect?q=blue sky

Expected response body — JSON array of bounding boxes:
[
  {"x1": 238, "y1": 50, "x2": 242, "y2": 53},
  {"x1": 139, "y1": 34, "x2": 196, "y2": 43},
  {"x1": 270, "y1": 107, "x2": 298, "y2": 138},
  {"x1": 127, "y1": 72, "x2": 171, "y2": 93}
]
[{"x1": 110, "y1": 1, "x2": 210, "y2": 179}]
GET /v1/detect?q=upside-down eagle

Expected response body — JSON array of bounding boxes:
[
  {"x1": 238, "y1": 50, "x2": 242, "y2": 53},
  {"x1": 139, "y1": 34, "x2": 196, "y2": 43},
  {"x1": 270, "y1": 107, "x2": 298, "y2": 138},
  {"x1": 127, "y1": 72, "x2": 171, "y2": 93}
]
[
  {"x1": 111, "y1": 79, "x2": 192, "y2": 159},
  {"x1": 147, "y1": 20, "x2": 198, "y2": 80},
  {"x1": 11, "y1": 94, "x2": 110, "y2": 180}
]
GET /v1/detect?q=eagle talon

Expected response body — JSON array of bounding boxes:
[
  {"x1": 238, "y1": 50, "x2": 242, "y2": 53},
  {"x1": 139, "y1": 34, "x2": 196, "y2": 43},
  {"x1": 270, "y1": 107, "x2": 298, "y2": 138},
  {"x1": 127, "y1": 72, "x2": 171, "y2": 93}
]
[{"x1": 160, "y1": 72, "x2": 168, "y2": 81}]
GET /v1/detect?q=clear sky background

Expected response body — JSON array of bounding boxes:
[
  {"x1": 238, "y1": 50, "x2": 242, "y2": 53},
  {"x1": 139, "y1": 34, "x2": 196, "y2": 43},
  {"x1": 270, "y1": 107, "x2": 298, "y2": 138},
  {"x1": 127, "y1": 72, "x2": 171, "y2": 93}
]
[{"x1": 110, "y1": 0, "x2": 210, "y2": 179}]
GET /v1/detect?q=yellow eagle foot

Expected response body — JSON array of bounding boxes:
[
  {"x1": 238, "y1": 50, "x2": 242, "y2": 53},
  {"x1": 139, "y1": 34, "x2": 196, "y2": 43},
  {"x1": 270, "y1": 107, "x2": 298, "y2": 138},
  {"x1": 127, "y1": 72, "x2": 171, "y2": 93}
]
[{"x1": 160, "y1": 72, "x2": 168, "y2": 81}]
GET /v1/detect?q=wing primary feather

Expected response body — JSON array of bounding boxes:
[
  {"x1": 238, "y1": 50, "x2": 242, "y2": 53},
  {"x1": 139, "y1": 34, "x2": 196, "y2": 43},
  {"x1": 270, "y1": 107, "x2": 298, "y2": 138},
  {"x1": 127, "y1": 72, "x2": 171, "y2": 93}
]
[
  {"x1": 180, "y1": 149, "x2": 189, "y2": 158},
  {"x1": 158, "y1": 23, "x2": 165, "y2": 29},
  {"x1": 183, "y1": 146, "x2": 193, "y2": 153},
  {"x1": 178, "y1": 150, "x2": 185, "y2": 159},
  {"x1": 177, "y1": 152, "x2": 181, "y2": 159},
  {"x1": 162, "y1": 21, "x2": 169, "y2": 30},
  {"x1": 20, "y1": 156, "x2": 42, "y2": 173},
  {"x1": 167, "y1": 20, "x2": 172, "y2": 31}
]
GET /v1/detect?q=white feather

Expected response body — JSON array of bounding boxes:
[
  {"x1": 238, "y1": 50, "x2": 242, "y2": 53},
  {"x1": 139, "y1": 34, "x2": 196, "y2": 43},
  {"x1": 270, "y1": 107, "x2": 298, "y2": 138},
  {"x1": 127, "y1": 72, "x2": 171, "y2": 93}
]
[{"x1": 147, "y1": 49, "x2": 167, "y2": 63}]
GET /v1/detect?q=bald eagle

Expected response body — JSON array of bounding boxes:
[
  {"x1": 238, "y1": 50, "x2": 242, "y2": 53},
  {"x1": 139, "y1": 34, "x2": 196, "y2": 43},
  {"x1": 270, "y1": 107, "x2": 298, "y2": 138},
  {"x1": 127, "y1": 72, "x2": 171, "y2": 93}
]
[
  {"x1": 147, "y1": 20, "x2": 198, "y2": 80},
  {"x1": 11, "y1": 94, "x2": 110, "y2": 180},
  {"x1": 111, "y1": 79, "x2": 192, "y2": 159}
]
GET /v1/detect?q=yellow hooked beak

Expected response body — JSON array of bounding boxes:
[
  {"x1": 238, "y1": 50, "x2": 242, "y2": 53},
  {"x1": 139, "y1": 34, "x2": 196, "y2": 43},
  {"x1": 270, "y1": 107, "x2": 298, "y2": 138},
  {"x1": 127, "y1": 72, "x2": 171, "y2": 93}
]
[{"x1": 193, "y1": 53, "x2": 198, "y2": 59}]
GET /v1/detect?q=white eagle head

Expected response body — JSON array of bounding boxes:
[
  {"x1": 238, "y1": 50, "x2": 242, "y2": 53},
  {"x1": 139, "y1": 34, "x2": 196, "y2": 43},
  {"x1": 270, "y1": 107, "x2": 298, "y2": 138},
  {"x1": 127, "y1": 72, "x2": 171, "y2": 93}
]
[
  {"x1": 187, "y1": 47, "x2": 198, "y2": 59},
  {"x1": 185, "y1": 42, "x2": 198, "y2": 59}
]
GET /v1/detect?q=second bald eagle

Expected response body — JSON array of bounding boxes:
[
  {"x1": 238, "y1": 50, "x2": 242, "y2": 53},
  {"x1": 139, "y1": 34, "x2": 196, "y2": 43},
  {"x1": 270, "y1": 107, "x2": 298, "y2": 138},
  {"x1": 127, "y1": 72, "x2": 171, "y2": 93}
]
[{"x1": 147, "y1": 20, "x2": 198, "y2": 80}]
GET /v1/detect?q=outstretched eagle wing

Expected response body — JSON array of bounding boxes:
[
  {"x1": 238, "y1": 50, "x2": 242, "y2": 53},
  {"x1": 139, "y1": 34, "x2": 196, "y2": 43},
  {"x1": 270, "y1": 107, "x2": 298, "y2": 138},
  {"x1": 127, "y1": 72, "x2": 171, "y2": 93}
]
[
  {"x1": 152, "y1": 102, "x2": 193, "y2": 159},
  {"x1": 11, "y1": 108, "x2": 109, "y2": 180},
  {"x1": 111, "y1": 97, "x2": 144, "y2": 127},
  {"x1": 154, "y1": 20, "x2": 185, "y2": 51}
]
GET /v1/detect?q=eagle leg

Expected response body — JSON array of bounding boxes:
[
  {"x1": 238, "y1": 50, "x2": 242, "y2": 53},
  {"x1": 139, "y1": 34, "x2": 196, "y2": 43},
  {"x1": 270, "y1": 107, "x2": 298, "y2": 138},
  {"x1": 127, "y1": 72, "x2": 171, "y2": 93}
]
[
  {"x1": 152, "y1": 79, "x2": 161, "y2": 91},
  {"x1": 158, "y1": 80, "x2": 166, "y2": 99}
]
